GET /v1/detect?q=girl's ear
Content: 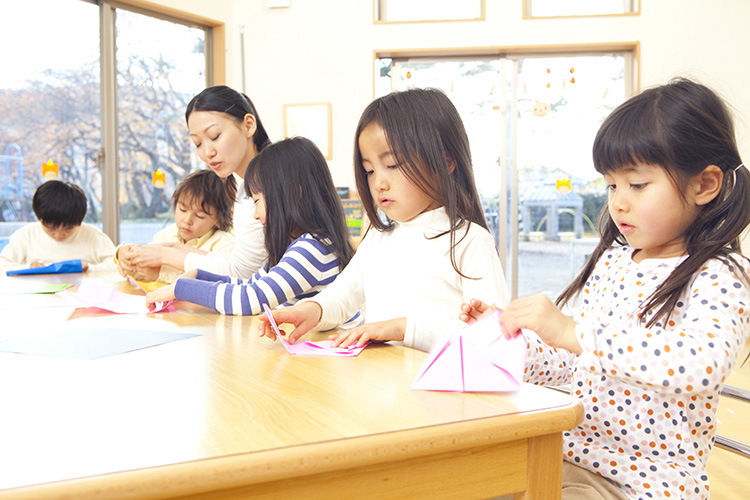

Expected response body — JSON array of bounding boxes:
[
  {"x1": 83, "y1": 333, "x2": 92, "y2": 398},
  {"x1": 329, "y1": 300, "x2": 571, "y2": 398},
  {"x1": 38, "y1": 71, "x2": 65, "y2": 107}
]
[
  {"x1": 693, "y1": 165, "x2": 723, "y2": 206},
  {"x1": 243, "y1": 113, "x2": 257, "y2": 139}
]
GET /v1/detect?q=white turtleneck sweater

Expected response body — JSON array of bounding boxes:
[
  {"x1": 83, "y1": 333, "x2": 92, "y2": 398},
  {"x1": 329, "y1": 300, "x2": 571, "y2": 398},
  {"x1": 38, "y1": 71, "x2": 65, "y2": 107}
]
[{"x1": 310, "y1": 208, "x2": 509, "y2": 352}]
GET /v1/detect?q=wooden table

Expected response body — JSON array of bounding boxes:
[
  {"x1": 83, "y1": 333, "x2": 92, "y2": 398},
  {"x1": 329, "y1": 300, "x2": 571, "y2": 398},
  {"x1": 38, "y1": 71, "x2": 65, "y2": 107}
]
[{"x1": 0, "y1": 271, "x2": 582, "y2": 500}]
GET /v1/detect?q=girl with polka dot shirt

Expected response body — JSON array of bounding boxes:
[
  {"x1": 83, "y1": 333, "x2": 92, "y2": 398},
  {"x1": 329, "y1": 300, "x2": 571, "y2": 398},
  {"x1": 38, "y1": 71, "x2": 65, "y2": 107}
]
[{"x1": 461, "y1": 78, "x2": 750, "y2": 499}]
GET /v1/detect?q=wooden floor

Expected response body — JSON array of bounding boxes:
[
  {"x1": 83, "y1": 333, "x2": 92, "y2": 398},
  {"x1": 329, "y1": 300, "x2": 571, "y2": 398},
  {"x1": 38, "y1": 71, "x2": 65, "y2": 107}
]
[{"x1": 707, "y1": 341, "x2": 750, "y2": 500}]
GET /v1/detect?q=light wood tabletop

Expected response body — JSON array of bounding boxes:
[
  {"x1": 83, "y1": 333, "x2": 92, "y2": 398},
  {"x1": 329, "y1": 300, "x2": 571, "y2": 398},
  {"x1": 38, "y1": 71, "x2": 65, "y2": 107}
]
[{"x1": 0, "y1": 271, "x2": 582, "y2": 500}]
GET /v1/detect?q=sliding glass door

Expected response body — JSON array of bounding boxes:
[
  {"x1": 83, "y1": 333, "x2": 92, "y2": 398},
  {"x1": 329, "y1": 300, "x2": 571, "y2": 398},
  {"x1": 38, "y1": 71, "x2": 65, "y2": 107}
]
[{"x1": 377, "y1": 50, "x2": 632, "y2": 301}]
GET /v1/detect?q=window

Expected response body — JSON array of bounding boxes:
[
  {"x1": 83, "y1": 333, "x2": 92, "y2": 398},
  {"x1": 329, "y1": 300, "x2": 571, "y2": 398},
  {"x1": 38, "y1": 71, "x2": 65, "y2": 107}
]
[
  {"x1": 524, "y1": 0, "x2": 640, "y2": 18},
  {"x1": 375, "y1": 0, "x2": 484, "y2": 23},
  {"x1": 378, "y1": 48, "x2": 634, "y2": 300},
  {"x1": 0, "y1": 0, "x2": 214, "y2": 249}
]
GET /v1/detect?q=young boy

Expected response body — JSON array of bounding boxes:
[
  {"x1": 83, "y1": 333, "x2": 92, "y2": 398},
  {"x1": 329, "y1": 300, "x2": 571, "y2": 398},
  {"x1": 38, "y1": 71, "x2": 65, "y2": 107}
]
[
  {"x1": 115, "y1": 169, "x2": 234, "y2": 283},
  {"x1": 0, "y1": 180, "x2": 116, "y2": 272}
]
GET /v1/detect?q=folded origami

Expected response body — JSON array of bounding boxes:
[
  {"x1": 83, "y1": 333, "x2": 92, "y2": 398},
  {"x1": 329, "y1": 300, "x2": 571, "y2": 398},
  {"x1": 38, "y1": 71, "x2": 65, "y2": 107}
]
[
  {"x1": 59, "y1": 281, "x2": 173, "y2": 314},
  {"x1": 411, "y1": 312, "x2": 527, "y2": 392},
  {"x1": 6, "y1": 259, "x2": 83, "y2": 276},
  {"x1": 263, "y1": 303, "x2": 367, "y2": 357}
]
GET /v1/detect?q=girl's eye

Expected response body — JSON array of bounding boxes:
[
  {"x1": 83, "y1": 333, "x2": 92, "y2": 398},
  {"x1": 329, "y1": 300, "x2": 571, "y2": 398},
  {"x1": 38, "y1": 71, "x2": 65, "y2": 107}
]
[
  {"x1": 195, "y1": 214, "x2": 205, "y2": 219},
  {"x1": 606, "y1": 184, "x2": 616, "y2": 191},
  {"x1": 193, "y1": 142, "x2": 202, "y2": 149},
  {"x1": 630, "y1": 183, "x2": 646, "y2": 190},
  {"x1": 211, "y1": 134, "x2": 220, "y2": 141},
  {"x1": 364, "y1": 170, "x2": 374, "y2": 176}
]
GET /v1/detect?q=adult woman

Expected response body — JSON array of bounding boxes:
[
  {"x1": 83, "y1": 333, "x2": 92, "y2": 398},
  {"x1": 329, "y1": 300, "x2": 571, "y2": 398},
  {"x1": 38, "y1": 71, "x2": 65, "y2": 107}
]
[{"x1": 119, "y1": 86, "x2": 270, "y2": 279}]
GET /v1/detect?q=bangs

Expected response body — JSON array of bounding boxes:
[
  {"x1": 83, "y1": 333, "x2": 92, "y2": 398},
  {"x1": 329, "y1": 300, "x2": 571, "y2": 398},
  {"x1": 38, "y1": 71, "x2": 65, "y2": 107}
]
[
  {"x1": 175, "y1": 189, "x2": 214, "y2": 216},
  {"x1": 593, "y1": 97, "x2": 670, "y2": 175}
]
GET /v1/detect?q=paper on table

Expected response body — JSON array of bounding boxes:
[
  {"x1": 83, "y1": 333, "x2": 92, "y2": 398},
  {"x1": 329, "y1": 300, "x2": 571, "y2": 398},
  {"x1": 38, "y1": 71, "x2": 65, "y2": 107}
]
[
  {"x1": 59, "y1": 281, "x2": 173, "y2": 314},
  {"x1": 262, "y1": 303, "x2": 367, "y2": 357},
  {"x1": 0, "y1": 326, "x2": 199, "y2": 360},
  {"x1": 411, "y1": 311, "x2": 527, "y2": 392},
  {"x1": 5, "y1": 259, "x2": 83, "y2": 276}
]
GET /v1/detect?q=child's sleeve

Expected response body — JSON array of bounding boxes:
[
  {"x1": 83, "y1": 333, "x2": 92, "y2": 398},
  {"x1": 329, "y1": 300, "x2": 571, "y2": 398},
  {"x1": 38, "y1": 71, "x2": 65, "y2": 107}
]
[
  {"x1": 521, "y1": 330, "x2": 577, "y2": 386},
  {"x1": 175, "y1": 237, "x2": 339, "y2": 316},
  {"x1": 576, "y1": 257, "x2": 750, "y2": 395},
  {"x1": 405, "y1": 227, "x2": 509, "y2": 353},
  {"x1": 0, "y1": 228, "x2": 29, "y2": 272},
  {"x1": 85, "y1": 228, "x2": 117, "y2": 272}
]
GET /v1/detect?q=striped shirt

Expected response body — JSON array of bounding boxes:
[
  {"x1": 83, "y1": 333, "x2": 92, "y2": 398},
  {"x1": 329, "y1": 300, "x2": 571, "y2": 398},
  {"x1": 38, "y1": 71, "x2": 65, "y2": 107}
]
[{"x1": 174, "y1": 233, "x2": 357, "y2": 319}]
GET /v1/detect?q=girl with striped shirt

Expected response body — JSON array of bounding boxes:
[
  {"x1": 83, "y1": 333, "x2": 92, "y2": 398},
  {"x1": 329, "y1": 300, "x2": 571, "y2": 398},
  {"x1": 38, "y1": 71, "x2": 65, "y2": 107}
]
[{"x1": 146, "y1": 136, "x2": 356, "y2": 318}]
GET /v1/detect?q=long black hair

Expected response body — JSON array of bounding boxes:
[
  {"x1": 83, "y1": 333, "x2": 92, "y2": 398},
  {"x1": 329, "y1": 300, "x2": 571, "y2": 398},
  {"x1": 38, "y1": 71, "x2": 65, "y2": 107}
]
[
  {"x1": 353, "y1": 88, "x2": 489, "y2": 278},
  {"x1": 558, "y1": 78, "x2": 750, "y2": 327},
  {"x1": 185, "y1": 85, "x2": 271, "y2": 203},
  {"x1": 244, "y1": 136, "x2": 354, "y2": 270}
]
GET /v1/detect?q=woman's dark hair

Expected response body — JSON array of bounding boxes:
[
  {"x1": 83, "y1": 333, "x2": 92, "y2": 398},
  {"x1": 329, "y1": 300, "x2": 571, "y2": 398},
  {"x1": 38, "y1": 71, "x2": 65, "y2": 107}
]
[
  {"x1": 244, "y1": 136, "x2": 354, "y2": 269},
  {"x1": 172, "y1": 169, "x2": 233, "y2": 232},
  {"x1": 32, "y1": 180, "x2": 87, "y2": 228},
  {"x1": 353, "y1": 87, "x2": 489, "y2": 278},
  {"x1": 185, "y1": 85, "x2": 271, "y2": 203},
  {"x1": 558, "y1": 78, "x2": 750, "y2": 327}
]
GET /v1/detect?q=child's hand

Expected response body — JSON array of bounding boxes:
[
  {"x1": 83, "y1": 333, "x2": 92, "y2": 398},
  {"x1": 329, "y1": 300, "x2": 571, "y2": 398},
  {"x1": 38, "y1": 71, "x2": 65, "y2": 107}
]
[
  {"x1": 329, "y1": 318, "x2": 406, "y2": 348},
  {"x1": 81, "y1": 262, "x2": 89, "y2": 272},
  {"x1": 459, "y1": 298, "x2": 498, "y2": 324},
  {"x1": 116, "y1": 244, "x2": 137, "y2": 276},
  {"x1": 258, "y1": 302, "x2": 322, "y2": 342},
  {"x1": 500, "y1": 294, "x2": 581, "y2": 354},
  {"x1": 29, "y1": 262, "x2": 44, "y2": 268},
  {"x1": 145, "y1": 283, "x2": 176, "y2": 311}
]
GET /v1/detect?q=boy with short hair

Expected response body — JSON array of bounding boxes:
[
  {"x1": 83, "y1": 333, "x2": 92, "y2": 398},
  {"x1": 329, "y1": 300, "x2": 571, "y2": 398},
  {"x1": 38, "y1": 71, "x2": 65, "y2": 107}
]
[{"x1": 0, "y1": 180, "x2": 116, "y2": 272}]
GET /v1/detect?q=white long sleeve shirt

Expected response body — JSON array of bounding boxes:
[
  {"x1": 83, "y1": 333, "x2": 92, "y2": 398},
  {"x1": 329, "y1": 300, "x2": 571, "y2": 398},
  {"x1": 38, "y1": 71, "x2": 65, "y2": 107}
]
[
  {"x1": 309, "y1": 208, "x2": 509, "y2": 352},
  {"x1": 0, "y1": 222, "x2": 116, "y2": 272},
  {"x1": 522, "y1": 245, "x2": 750, "y2": 499},
  {"x1": 184, "y1": 174, "x2": 267, "y2": 278}
]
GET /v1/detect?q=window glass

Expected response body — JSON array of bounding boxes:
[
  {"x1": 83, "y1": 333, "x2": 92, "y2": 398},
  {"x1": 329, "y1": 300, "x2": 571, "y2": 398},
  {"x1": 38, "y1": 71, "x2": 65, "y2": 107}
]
[
  {"x1": 115, "y1": 9, "x2": 207, "y2": 244},
  {"x1": 526, "y1": 0, "x2": 639, "y2": 17},
  {"x1": 0, "y1": 0, "x2": 99, "y2": 250}
]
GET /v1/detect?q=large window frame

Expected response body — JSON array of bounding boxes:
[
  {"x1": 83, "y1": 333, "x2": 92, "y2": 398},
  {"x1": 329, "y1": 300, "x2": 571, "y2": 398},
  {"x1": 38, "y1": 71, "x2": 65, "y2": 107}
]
[
  {"x1": 374, "y1": 43, "x2": 639, "y2": 299},
  {"x1": 98, "y1": 0, "x2": 224, "y2": 243}
]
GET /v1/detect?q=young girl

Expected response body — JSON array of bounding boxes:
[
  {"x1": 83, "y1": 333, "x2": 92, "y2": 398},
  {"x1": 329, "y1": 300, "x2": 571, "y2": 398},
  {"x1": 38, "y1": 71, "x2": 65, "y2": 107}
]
[
  {"x1": 119, "y1": 85, "x2": 270, "y2": 280},
  {"x1": 260, "y1": 88, "x2": 509, "y2": 352},
  {"x1": 115, "y1": 169, "x2": 234, "y2": 283},
  {"x1": 461, "y1": 78, "x2": 750, "y2": 499},
  {"x1": 145, "y1": 136, "x2": 356, "y2": 316}
]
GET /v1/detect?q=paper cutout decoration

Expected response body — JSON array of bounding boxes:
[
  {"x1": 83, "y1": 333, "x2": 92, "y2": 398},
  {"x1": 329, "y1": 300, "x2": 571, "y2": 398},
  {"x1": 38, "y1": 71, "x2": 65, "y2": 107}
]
[
  {"x1": 6, "y1": 259, "x2": 83, "y2": 276},
  {"x1": 263, "y1": 303, "x2": 367, "y2": 357},
  {"x1": 556, "y1": 178, "x2": 572, "y2": 193},
  {"x1": 42, "y1": 159, "x2": 58, "y2": 180},
  {"x1": 152, "y1": 168, "x2": 166, "y2": 188},
  {"x1": 411, "y1": 312, "x2": 527, "y2": 392},
  {"x1": 127, "y1": 275, "x2": 168, "y2": 293},
  {"x1": 0, "y1": 283, "x2": 72, "y2": 295},
  {"x1": 59, "y1": 281, "x2": 173, "y2": 314},
  {"x1": 0, "y1": 326, "x2": 198, "y2": 360}
]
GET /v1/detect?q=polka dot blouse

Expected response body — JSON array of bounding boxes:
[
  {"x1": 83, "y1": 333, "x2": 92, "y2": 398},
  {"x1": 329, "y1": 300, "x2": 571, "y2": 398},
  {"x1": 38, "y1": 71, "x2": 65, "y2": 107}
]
[{"x1": 522, "y1": 245, "x2": 750, "y2": 499}]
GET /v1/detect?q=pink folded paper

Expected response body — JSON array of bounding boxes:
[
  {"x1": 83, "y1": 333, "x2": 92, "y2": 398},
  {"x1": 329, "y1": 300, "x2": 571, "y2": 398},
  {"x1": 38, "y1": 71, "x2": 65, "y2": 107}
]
[
  {"x1": 59, "y1": 280, "x2": 174, "y2": 314},
  {"x1": 263, "y1": 303, "x2": 367, "y2": 357},
  {"x1": 411, "y1": 312, "x2": 526, "y2": 392}
]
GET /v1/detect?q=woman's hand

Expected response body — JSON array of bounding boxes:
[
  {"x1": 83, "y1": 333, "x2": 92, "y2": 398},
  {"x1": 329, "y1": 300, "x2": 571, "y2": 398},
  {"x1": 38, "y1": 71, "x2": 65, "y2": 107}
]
[
  {"x1": 500, "y1": 294, "x2": 580, "y2": 354},
  {"x1": 258, "y1": 302, "x2": 322, "y2": 343},
  {"x1": 329, "y1": 318, "x2": 406, "y2": 348},
  {"x1": 145, "y1": 283, "x2": 176, "y2": 311},
  {"x1": 459, "y1": 298, "x2": 498, "y2": 325}
]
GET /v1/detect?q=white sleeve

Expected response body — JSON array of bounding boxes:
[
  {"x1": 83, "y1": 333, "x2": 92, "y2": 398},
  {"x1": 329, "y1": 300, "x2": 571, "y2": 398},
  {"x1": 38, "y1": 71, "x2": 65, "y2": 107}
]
[
  {"x1": 0, "y1": 227, "x2": 29, "y2": 271},
  {"x1": 405, "y1": 228, "x2": 509, "y2": 352}
]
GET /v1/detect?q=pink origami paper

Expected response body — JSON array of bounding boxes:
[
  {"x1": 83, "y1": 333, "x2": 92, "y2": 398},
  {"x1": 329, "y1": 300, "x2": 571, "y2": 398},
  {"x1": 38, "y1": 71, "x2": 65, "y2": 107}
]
[
  {"x1": 59, "y1": 281, "x2": 173, "y2": 314},
  {"x1": 263, "y1": 303, "x2": 367, "y2": 357},
  {"x1": 411, "y1": 312, "x2": 527, "y2": 392}
]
